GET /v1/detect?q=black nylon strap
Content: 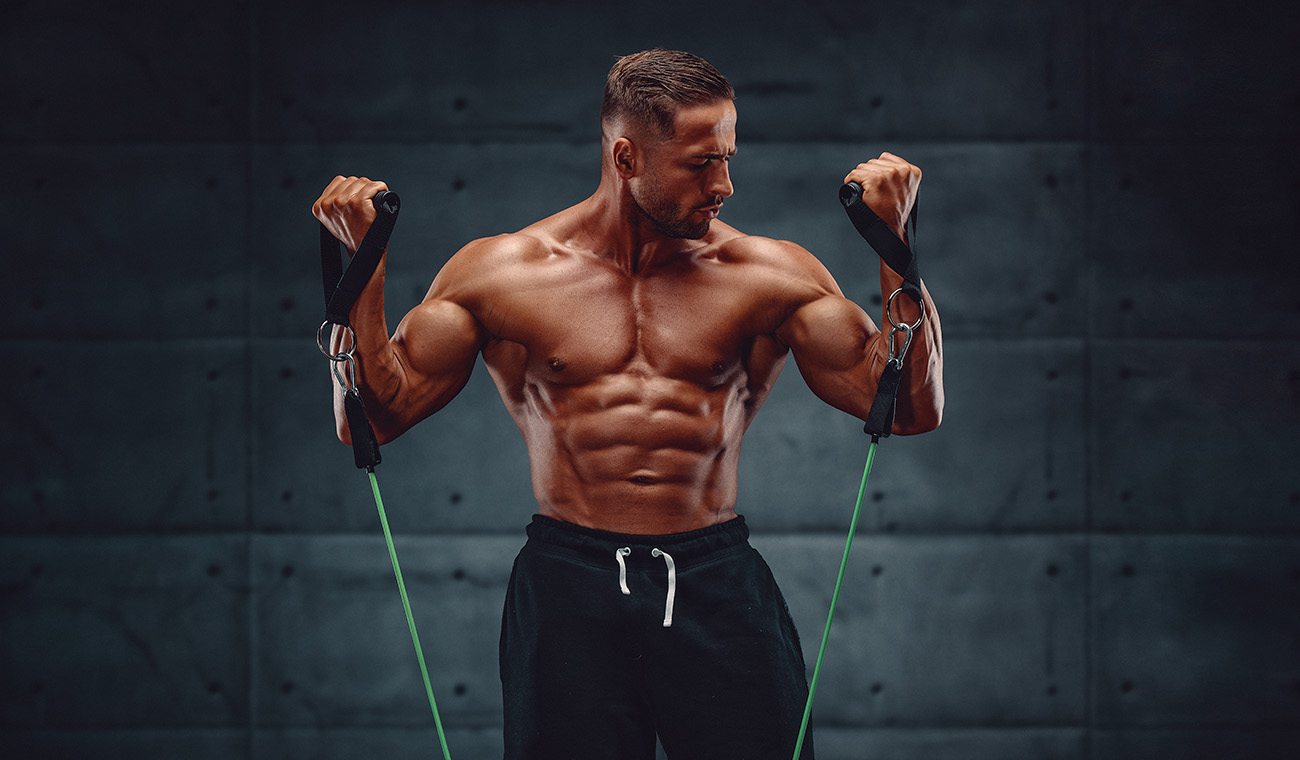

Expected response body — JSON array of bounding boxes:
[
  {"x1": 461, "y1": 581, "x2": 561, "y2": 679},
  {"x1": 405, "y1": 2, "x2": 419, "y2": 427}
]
[
  {"x1": 839, "y1": 183, "x2": 921, "y2": 303},
  {"x1": 344, "y1": 390, "x2": 382, "y2": 469},
  {"x1": 864, "y1": 361, "x2": 903, "y2": 441},
  {"x1": 839, "y1": 182, "x2": 922, "y2": 439},
  {"x1": 321, "y1": 190, "x2": 401, "y2": 327}
]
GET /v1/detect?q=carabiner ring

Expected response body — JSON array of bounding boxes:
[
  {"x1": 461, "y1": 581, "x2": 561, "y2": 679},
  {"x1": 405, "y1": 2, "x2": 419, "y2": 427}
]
[
  {"x1": 318, "y1": 321, "x2": 357, "y2": 361},
  {"x1": 885, "y1": 288, "x2": 924, "y2": 332},
  {"x1": 331, "y1": 352, "x2": 359, "y2": 393},
  {"x1": 887, "y1": 324, "x2": 914, "y2": 369}
]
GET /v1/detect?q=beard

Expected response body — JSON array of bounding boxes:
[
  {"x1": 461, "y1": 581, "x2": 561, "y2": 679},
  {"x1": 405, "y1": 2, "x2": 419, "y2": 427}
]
[{"x1": 631, "y1": 178, "x2": 712, "y2": 240}]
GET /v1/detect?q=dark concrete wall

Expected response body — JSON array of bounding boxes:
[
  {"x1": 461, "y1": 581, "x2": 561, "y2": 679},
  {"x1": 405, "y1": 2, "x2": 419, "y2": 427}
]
[{"x1": 2, "y1": 1, "x2": 1298, "y2": 758}]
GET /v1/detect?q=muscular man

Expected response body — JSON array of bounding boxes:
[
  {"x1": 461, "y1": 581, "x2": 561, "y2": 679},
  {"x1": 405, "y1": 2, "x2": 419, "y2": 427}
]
[{"x1": 314, "y1": 49, "x2": 942, "y2": 760}]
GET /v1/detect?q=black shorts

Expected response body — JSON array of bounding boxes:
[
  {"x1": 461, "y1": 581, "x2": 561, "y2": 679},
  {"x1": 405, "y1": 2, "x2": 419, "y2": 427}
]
[{"x1": 500, "y1": 514, "x2": 813, "y2": 759}]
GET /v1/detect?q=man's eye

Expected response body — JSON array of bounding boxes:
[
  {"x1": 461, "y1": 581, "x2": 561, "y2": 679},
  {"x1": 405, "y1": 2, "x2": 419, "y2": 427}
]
[{"x1": 690, "y1": 161, "x2": 710, "y2": 169}]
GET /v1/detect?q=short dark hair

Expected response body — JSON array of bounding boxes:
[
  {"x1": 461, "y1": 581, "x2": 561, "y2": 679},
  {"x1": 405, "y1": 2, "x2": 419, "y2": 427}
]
[{"x1": 600, "y1": 48, "x2": 735, "y2": 142}]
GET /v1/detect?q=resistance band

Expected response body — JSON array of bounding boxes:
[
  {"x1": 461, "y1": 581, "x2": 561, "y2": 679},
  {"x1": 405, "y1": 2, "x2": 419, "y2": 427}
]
[
  {"x1": 791, "y1": 182, "x2": 925, "y2": 760},
  {"x1": 318, "y1": 191, "x2": 453, "y2": 760}
]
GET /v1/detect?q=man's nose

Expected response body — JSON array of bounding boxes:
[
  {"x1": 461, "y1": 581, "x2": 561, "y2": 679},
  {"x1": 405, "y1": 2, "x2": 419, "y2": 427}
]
[{"x1": 709, "y1": 163, "x2": 733, "y2": 198}]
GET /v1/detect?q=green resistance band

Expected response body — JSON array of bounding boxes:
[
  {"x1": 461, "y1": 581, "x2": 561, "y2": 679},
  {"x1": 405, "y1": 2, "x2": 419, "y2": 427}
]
[
  {"x1": 368, "y1": 468, "x2": 453, "y2": 760},
  {"x1": 791, "y1": 438, "x2": 878, "y2": 760}
]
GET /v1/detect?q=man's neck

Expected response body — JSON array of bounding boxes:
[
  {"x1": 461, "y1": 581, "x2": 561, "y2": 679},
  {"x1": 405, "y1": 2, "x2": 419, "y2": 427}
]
[{"x1": 579, "y1": 177, "x2": 694, "y2": 275}]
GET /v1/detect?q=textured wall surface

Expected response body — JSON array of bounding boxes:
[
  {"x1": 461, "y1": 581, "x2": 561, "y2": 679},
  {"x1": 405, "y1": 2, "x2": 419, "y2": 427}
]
[{"x1": 2, "y1": 1, "x2": 1298, "y2": 758}]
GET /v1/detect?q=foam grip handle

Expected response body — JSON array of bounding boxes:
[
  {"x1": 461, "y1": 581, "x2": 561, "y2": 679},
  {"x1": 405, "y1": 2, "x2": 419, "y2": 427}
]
[
  {"x1": 839, "y1": 181, "x2": 864, "y2": 208},
  {"x1": 371, "y1": 190, "x2": 401, "y2": 216}
]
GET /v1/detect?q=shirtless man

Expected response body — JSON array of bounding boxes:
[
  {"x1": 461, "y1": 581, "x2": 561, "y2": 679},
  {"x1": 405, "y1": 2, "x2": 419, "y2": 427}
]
[{"x1": 314, "y1": 49, "x2": 942, "y2": 760}]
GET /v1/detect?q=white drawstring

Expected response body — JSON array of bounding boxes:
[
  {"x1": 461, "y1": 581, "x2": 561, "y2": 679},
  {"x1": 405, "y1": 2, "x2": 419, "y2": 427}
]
[
  {"x1": 651, "y1": 548, "x2": 676, "y2": 628},
  {"x1": 616, "y1": 547, "x2": 631, "y2": 595},
  {"x1": 613, "y1": 547, "x2": 677, "y2": 628}
]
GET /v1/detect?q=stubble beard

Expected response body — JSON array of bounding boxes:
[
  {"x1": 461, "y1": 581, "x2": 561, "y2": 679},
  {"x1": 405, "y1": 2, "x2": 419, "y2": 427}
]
[{"x1": 632, "y1": 179, "x2": 711, "y2": 240}]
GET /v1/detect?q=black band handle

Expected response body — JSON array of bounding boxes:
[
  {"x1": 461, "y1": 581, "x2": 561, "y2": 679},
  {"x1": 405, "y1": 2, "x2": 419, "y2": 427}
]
[
  {"x1": 371, "y1": 189, "x2": 400, "y2": 216},
  {"x1": 839, "y1": 181, "x2": 864, "y2": 208},
  {"x1": 319, "y1": 188, "x2": 401, "y2": 469},
  {"x1": 838, "y1": 182, "x2": 920, "y2": 300},
  {"x1": 321, "y1": 190, "x2": 402, "y2": 327},
  {"x1": 839, "y1": 181, "x2": 923, "y2": 440}
]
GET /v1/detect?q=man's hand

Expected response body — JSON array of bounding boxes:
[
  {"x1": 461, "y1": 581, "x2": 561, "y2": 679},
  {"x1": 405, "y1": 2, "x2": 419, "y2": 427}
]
[
  {"x1": 843, "y1": 153, "x2": 921, "y2": 241},
  {"x1": 313, "y1": 175, "x2": 390, "y2": 255}
]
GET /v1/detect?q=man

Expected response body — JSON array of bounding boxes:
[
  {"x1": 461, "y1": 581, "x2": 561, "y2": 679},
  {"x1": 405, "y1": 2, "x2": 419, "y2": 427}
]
[{"x1": 314, "y1": 48, "x2": 942, "y2": 759}]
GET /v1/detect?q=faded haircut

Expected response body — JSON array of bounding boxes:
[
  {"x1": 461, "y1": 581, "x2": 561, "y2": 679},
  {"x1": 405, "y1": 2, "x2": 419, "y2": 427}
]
[{"x1": 600, "y1": 48, "x2": 735, "y2": 144}]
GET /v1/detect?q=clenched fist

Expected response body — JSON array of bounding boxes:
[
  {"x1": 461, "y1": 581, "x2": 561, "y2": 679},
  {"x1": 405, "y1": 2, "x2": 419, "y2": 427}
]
[
  {"x1": 843, "y1": 153, "x2": 921, "y2": 241},
  {"x1": 312, "y1": 175, "x2": 390, "y2": 255}
]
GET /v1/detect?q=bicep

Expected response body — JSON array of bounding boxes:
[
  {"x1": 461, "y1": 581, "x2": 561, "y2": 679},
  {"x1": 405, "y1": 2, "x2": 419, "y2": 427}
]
[
  {"x1": 775, "y1": 294, "x2": 885, "y2": 420},
  {"x1": 777, "y1": 294, "x2": 880, "y2": 373},
  {"x1": 390, "y1": 297, "x2": 486, "y2": 407}
]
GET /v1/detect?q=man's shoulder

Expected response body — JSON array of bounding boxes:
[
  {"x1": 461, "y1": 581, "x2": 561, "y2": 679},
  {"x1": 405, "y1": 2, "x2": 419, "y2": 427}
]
[
  {"x1": 428, "y1": 232, "x2": 556, "y2": 305},
  {"x1": 451, "y1": 231, "x2": 552, "y2": 266},
  {"x1": 706, "y1": 225, "x2": 841, "y2": 303},
  {"x1": 449, "y1": 201, "x2": 595, "y2": 267},
  {"x1": 709, "y1": 224, "x2": 822, "y2": 271}
]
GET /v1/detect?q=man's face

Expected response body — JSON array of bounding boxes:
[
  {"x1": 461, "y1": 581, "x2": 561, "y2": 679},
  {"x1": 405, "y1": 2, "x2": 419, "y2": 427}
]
[{"x1": 631, "y1": 100, "x2": 737, "y2": 240}]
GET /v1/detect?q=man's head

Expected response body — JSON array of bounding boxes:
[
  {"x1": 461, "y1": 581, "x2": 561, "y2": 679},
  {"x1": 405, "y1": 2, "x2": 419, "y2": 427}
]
[
  {"x1": 601, "y1": 49, "x2": 737, "y2": 239},
  {"x1": 601, "y1": 48, "x2": 735, "y2": 150}
]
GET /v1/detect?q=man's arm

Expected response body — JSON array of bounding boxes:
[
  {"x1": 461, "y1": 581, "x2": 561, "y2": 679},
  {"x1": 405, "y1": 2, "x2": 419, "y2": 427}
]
[
  {"x1": 314, "y1": 176, "x2": 487, "y2": 445},
  {"x1": 773, "y1": 154, "x2": 944, "y2": 434},
  {"x1": 775, "y1": 274, "x2": 942, "y2": 435}
]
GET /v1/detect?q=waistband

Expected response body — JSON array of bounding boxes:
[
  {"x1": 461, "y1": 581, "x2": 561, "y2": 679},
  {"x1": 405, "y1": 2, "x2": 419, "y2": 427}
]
[{"x1": 525, "y1": 514, "x2": 749, "y2": 569}]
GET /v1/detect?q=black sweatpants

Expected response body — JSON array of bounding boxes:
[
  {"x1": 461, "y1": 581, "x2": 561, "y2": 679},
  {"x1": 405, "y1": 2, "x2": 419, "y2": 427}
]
[{"x1": 500, "y1": 514, "x2": 813, "y2": 759}]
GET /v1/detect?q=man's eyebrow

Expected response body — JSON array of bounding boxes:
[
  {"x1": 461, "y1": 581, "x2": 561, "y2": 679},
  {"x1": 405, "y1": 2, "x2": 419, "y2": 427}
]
[{"x1": 694, "y1": 147, "x2": 739, "y2": 159}]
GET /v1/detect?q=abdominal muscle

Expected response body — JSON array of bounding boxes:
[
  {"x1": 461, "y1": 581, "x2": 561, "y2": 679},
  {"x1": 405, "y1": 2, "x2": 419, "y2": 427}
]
[{"x1": 512, "y1": 369, "x2": 748, "y2": 535}]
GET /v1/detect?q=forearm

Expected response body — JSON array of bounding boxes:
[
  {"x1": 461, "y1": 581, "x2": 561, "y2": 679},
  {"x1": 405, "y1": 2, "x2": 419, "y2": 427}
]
[
  {"x1": 329, "y1": 255, "x2": 404, "y2": 443},
  {"x1": 331, "y1": 263, "x2": 485, "y2": 444},
  {"x1": 782, "y1": 264, "x2": 943, "y2": 435},
  {"x1": 877, "y1": 261, "x2": 943, "y2": 434}
]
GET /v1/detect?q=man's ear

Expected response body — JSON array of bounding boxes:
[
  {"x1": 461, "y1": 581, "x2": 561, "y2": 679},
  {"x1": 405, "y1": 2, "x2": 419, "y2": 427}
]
[{"x1": 612, "y1": 137, "x2": 638, "y2": 179}]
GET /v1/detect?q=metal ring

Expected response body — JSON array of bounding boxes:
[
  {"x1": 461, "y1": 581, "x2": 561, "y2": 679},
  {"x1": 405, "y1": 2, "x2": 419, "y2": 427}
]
[
  {"x1": 317, "y1": 321, "x2": 356, "y2": 361},
  {"x1": 885, "y1": 288, "x2": 924, "y2": 331}
]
